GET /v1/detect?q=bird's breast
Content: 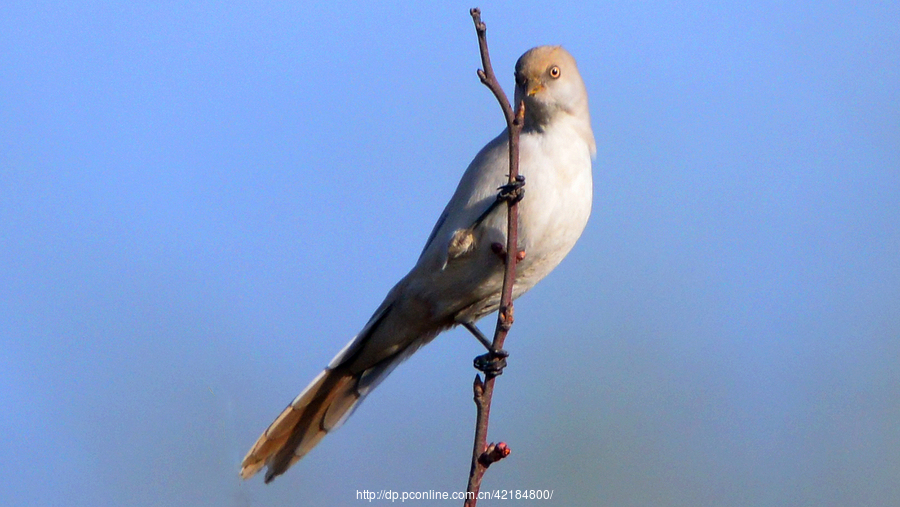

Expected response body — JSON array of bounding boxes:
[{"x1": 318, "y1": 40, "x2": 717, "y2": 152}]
[{"x1": 513, "y1": 124, "x2": 593, "y2": 290}]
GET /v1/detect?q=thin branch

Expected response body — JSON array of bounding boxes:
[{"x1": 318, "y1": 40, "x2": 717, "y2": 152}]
[{"x1": 464, "y1": 8, "x2": 525, "y2": 507}]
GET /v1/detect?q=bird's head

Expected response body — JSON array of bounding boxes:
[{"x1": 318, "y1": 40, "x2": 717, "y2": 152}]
[{"x1": 513, "y1": 46, "x2": 590, "y2": 129}]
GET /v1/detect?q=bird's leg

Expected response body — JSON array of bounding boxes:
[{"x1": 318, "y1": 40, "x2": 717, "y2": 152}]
[
  {"x1": 462, "y1": 322, "x2": 509, "y2": 376},
  {"x1": 462, "y1": 322, "x2": 493, "y2": 350},
  {"x1": 469, "y1": 174, "x2": 526, "y2": 231}
]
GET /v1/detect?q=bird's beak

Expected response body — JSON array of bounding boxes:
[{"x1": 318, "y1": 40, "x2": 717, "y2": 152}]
[{"x1": 526, "y1": 83, "x2": 544, "y2": 96}]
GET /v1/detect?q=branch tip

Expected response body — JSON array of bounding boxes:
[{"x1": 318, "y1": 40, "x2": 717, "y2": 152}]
[{"x1": 469, "y1": 8, "x2": 485, "y2": 32}]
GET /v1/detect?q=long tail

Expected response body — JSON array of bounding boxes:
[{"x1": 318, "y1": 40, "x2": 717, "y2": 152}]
[
  {"x1": 239, "y1": 341, "x2": 407, "y2": 483},
  {"x1": 240, "y1": 301, "x2": 439, "y2": 482}
]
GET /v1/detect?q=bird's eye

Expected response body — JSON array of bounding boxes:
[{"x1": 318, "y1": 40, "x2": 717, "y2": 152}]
[
  {"x1": 515, "y1": 73, "x2": 526, "y2": 86},
  {"x1": 549, "y1": 66, "x2": 561, "y2": 79}
]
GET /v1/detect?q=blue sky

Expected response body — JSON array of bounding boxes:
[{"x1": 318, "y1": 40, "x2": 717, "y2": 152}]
[{"x1": 2, "y1": 1, "x2": 898, "y2": 506}]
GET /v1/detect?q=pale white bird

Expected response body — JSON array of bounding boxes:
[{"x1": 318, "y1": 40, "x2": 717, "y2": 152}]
[{"x1": 241, "y1": 45, "x2": 596, "y2": 482}]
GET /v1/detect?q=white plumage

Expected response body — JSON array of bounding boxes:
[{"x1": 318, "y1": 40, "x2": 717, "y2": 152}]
[{"x1": 241, "y1": 45, "x2": 595, "y2": 482}]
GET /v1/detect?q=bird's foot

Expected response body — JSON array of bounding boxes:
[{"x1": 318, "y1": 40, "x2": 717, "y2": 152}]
[
  {"x1": 467, "y1": 175, "x2": 526, "y2": 233},
  {"x1": 474, "y1": 348, "x2": 509, "y2": 376},
  {"x1": 461, "y1": 322, "x2": 509, "y2": 375},
  {"x1": 497, "y1": 174, "x2": 526, "y2": 204}
]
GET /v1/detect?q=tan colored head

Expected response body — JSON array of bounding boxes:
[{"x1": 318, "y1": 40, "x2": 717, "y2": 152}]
[{"x1": 514, "y1": 45, "x2": 594, "y2": 152}]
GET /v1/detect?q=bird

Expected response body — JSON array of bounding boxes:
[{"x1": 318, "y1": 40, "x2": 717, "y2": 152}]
[{"x1": 240, "y1": 45, "x2": 596, "y2": 483}]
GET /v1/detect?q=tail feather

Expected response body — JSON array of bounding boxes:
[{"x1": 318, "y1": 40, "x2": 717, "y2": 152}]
[
  {"x1": 239, "y1": 365, "x2": 359, "y2": 482},
  {"x1": 241, "y1": 299, "x2": 444, "y2": 482},
  {"x1": 240, "y1": 339, "x2": 422, "y2": 482}
]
